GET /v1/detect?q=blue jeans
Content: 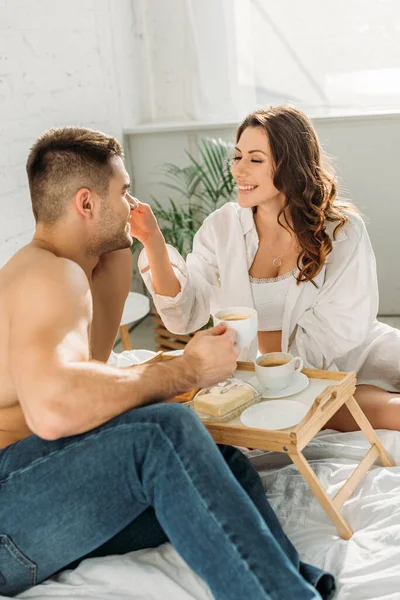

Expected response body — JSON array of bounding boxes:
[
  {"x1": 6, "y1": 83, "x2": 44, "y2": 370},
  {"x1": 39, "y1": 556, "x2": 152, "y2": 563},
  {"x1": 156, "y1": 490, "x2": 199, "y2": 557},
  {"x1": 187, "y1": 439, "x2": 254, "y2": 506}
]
[{"x1": 0, "y1": 403, "x2": 336, "y2": 599}]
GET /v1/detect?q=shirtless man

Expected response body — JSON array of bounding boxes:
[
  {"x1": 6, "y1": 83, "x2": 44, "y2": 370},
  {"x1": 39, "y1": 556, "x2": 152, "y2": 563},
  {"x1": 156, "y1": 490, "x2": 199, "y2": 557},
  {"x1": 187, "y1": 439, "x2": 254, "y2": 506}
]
[{"x1": 0, "y1": 127, "x2": 335, "y2": 599}]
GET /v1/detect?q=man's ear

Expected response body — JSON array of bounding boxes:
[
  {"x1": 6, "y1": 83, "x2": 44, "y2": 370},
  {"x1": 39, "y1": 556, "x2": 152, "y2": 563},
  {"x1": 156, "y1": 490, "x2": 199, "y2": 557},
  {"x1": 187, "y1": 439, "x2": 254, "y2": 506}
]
[{"x1": 74, "y1": 188, "x2": 96, "y2": 218}]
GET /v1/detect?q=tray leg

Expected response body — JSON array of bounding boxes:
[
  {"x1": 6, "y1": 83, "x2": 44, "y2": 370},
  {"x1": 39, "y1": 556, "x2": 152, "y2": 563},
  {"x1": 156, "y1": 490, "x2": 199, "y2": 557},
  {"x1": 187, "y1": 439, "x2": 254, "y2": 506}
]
[
  {"x1": 289, "y1": 451, "x2": 353, "y2": 540},
  {"x1": 345, "y1": 395, "x2": 396, "y2": 467}
]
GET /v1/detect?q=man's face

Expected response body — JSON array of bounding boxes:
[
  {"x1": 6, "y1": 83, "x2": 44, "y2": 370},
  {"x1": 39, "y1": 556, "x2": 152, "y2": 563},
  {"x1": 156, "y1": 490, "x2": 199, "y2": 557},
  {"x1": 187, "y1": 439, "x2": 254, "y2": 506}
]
[{"x1": 89, "y1": 156, "x2": 134, "y2": 255}]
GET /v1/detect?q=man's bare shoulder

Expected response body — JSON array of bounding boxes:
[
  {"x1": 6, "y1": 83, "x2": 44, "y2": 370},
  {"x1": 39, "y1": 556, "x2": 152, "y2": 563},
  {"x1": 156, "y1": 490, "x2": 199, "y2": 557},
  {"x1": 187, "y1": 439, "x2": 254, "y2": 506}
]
[
  {"x1": 2, "y1": 246, "x2": 91, "y2": 317},
  {"x1": 5, "y1": 246, "x2": 87, "y2": 286}
]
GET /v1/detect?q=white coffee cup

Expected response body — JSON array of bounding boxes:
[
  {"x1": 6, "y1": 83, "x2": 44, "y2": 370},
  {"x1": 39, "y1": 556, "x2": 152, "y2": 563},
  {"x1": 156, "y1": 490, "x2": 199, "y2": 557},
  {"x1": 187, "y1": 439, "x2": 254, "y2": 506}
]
[
  {"x1": 255, "y1": 352, "x2": 303, "y2": 391},
  {"x1": 213, "y1": 306, "x2": 258, "y2": 349}
]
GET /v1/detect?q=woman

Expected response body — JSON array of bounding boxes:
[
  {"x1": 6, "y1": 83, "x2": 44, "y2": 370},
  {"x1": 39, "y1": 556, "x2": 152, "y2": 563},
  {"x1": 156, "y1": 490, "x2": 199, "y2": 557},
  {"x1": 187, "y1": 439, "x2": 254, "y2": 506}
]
[{"x1": 130, "y1": 105, "x2": 400, "y2": 431}]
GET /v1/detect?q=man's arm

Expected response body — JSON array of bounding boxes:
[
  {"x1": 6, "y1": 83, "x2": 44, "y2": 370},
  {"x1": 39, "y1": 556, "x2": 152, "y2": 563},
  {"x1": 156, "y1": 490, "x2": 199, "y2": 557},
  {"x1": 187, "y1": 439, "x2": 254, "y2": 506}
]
[
  {"x1": 9, "y1": 257, "x2": 237, "y2": 440},
  {"x1": 90, "y1": 248, "x2": 133, "y2": 362}
]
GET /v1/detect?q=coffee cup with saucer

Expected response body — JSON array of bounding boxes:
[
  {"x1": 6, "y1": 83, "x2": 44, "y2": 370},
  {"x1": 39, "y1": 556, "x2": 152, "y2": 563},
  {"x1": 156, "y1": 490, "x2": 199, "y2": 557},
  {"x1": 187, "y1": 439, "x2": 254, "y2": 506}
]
[{"x1": 254, "y1": 351, "x2": 308, "y2": 398}]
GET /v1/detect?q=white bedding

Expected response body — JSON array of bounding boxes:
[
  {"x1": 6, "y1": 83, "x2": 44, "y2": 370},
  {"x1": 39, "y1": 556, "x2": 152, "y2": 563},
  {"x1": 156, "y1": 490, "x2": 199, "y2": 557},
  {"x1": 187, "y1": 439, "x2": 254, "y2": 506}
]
[{"x1": 4, "y1": 429, "x2": 398, "y2": 600}]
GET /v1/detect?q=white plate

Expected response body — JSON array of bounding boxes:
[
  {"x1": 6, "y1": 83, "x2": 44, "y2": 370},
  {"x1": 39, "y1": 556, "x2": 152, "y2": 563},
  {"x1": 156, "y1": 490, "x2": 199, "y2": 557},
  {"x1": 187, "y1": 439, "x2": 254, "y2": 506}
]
[
  {"x1": 240, "y1": 399, "x2": 310, "y2": 430},
  {"x1": 250, "y1": 372, "x2": 309, "y2": 399}
]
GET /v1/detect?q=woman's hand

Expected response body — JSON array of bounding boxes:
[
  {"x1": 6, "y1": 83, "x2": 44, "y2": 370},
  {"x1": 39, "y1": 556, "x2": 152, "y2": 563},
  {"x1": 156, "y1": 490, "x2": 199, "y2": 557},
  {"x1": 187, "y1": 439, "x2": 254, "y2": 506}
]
[
  {"x1": 129, "y1": 196, "x2": 182, "y2": 297},
  {"x1": 128, "y1": 197, "x2": 162, "y2": 246}
]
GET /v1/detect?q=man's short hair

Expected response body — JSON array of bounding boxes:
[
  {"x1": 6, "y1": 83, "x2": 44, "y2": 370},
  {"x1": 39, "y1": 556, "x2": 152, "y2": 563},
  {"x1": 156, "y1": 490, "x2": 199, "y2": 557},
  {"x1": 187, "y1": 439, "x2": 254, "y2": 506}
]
[{"x1": 26, "y1": 127, "x2": 123, "y2": 224}]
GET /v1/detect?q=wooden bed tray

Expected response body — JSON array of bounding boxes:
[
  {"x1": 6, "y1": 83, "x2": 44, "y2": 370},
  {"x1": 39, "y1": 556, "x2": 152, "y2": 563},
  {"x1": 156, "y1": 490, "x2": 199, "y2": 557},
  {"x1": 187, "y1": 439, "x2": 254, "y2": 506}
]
[{"x1": 173, "y1": 359, "x2": 396, "y2": 540}]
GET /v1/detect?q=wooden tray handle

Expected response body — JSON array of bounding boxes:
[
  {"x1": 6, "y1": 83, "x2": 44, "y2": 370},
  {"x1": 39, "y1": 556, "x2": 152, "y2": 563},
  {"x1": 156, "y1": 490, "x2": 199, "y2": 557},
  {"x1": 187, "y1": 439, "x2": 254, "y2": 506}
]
[
  {"x1": 314, "y1": 386, "x2": 339, "y2": 411},
  {"x1": 295, "y1": 371, "x2": 356, "y2": 430}
]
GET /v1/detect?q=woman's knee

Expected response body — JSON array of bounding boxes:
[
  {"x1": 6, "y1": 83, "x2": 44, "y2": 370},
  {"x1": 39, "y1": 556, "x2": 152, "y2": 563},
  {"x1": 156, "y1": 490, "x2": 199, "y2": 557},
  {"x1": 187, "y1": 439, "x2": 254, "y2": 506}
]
[{"x1": 354, "y1": 385, "x2": 400, "y2": 430}]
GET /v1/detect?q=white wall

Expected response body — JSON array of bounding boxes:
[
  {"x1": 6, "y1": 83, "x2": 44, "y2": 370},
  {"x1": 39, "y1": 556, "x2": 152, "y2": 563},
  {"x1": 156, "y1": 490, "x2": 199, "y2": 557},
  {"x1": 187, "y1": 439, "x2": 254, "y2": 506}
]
[
  {"x1": 0, "y1": 0, "x2": 137, "y2": 265},
  {"x1": 313, "y1": 114, "x2": 400, "y2": 315},
  {"x1": 125, "y1": 113, "x2": 400, "y2": 315}
]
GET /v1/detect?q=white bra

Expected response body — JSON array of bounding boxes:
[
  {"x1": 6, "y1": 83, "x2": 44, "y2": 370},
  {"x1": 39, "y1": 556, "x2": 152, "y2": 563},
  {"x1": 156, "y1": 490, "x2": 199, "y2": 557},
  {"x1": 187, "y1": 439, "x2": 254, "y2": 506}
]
[{"x1": 250, "y1": 270, "x2": 295, "y2": 331}]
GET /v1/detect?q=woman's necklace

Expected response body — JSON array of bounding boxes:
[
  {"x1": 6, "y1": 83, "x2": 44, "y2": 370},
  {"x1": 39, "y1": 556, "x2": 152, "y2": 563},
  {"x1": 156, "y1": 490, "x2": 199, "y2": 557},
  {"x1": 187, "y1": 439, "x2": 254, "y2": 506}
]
[
  {"x1": 254, "y1": 209, "x2": 295, "y2": 267},
  {"x1": 265, "y1": 235, "x2": 294, "y2": 267}
]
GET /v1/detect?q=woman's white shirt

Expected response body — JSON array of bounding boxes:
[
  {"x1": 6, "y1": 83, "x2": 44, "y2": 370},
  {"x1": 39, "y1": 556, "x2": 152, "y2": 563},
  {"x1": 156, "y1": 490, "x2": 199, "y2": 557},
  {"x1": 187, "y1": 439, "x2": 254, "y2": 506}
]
[
  {"x1": 139, "y1": 202, "x2": 400, "y2": 390},
  {"x1": 250, "y1": 271, "x2": 295, "y2": 331}
]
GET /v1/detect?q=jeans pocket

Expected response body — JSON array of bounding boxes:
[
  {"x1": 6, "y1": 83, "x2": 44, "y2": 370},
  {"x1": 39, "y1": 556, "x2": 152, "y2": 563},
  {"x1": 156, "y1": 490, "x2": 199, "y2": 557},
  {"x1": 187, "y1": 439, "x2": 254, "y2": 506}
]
[{"x1": 0, "y1": 534, "x2": 37, "y2": 596}]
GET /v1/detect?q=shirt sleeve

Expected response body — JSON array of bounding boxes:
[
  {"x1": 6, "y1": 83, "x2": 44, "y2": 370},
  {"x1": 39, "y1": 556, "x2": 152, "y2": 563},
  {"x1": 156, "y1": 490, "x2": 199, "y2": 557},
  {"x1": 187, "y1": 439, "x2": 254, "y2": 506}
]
[{"x1": 288, "y1": 215, "x2": 379, "y2": 370}]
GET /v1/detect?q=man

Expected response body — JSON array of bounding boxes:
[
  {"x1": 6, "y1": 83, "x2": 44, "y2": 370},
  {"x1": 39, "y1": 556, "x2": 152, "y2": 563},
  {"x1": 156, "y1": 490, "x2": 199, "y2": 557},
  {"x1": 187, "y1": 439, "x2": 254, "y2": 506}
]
[{"x1": 0, "y1": 127, "x2": 335, "y2": 599}]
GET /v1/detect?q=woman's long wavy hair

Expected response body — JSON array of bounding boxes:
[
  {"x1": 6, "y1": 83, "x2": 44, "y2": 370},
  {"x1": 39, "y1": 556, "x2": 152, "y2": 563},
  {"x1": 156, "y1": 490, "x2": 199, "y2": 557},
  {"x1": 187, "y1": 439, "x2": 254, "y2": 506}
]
[{"x1": 236, "y1": 106, "x2": 357, "y2": 284}]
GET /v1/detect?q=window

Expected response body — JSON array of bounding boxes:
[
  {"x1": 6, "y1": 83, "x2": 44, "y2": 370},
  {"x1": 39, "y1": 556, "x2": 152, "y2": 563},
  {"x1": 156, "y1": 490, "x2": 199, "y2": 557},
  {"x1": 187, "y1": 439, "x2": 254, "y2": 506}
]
[{"x1": 234, "y1": 0, "x2": 400, "y2": 115}]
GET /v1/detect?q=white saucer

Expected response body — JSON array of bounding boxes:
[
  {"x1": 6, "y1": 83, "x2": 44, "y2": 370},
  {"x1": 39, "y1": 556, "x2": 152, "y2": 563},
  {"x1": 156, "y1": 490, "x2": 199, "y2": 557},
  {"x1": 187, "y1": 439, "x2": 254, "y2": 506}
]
[
  {"x1": 250, "y1": 372, "x2": 309, "y2": 399},
  {"x1": 240, "y1": 399, "x2": 310, "y2": 430}
]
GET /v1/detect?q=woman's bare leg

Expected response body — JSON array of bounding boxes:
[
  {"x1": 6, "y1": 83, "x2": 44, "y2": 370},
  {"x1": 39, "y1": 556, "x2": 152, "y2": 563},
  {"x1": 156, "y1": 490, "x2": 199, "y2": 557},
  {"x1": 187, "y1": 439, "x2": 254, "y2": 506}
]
[{"x1": 324, "y1": 385, "x2": 400, "y2": 432}]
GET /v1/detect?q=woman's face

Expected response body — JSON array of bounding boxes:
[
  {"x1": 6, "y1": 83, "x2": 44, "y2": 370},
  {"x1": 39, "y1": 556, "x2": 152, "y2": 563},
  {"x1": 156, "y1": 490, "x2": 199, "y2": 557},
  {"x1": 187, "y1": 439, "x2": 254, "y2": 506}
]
[{"x1": 231, "y1": 126, "x2": 284, "y2": 209}]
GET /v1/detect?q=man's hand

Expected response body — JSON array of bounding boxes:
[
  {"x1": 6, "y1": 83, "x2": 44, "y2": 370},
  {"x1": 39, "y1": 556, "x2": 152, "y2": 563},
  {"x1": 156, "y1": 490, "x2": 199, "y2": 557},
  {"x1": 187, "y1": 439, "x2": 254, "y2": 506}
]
[
  {"x1": 128, "y1": 198, "x2": 162, "y2": 246},
  {"x1": 183, "y1": 323, "x2": 239, "y2": 389}
]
